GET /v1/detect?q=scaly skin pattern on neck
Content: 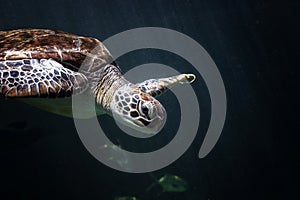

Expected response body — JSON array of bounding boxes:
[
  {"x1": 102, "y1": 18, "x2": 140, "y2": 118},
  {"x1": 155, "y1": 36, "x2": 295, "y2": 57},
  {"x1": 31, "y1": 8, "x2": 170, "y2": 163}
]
[{"x1": 93, "y1": 64, "x2": 132, "y2": 111}]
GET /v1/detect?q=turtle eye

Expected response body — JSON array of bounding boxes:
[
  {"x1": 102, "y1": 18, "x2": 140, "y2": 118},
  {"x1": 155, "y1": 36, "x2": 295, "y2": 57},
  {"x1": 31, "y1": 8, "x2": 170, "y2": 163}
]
[
  {"x1": 139, "y1": 101, "x2": 155, "y2": 119},
  {"x1": 141, "y1": 105, "x2": 149, "y2": 116}
]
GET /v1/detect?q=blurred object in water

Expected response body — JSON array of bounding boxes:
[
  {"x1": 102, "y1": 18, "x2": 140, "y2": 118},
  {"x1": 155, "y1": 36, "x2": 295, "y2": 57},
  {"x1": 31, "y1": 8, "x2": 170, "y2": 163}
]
[
  {"x1": 0, "y1": 120, "x2": 41, "y2": 148},
  {"x1": 114, "y1": 196, "x2": 138, "y2": 200},
  {"x1": 146, "y1": 174, "x2": 188, "y2": 193},
  {"x1": 6, "y1": 120, "x2": 28, "y2": 130},
  {"x1": 100, "y1": 143, "x2": 132, "y2": 171}
]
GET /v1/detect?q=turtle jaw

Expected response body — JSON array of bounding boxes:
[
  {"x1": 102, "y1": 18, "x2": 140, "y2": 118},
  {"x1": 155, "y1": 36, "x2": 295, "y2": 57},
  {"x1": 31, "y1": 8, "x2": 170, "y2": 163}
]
[{"x1": 130, "y1": 102, "x2": 166, "y2": 135}]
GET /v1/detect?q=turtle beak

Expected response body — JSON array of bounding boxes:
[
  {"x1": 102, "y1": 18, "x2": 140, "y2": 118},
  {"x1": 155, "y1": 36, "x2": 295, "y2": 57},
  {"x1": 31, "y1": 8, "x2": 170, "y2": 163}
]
[
  {"x1": 131, "y1": 102, "x2": 166, "y2": 135},
  {"x1": 146, "y1": 102, "x2": 166, "y2": 134},
  {"x1": 136, "y1": 95, "x2": 167, "y2": 135},
  {"x1": 110, "y1": 86, "x2": 167, "y2": 135}
]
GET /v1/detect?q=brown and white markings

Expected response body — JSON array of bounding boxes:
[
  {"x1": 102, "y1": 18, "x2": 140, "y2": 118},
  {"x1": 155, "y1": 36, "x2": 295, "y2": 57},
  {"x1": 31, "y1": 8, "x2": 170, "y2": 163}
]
[
  {"x1": 0, "y1": 59, "x2": 88, "y2": 97},
  {"x1": 0, "y1": 29, "x2": 111, "y2": 98},
  {"x1": 0, "y1": 29, "x2": 196, "y2": 134}
]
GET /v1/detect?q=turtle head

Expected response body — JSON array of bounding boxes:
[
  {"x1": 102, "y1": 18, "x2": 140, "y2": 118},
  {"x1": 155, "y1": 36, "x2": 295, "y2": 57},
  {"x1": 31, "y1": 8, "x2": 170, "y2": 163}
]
[{"x1": 110, "y1": 85, "x2": 166, "y2": 135}]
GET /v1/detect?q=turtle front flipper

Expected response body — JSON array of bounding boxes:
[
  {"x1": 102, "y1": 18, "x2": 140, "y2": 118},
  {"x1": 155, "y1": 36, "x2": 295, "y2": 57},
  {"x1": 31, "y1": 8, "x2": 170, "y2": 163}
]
[
  {"x1": 136, "y1": 74, "x2": 196, "y2": 97},
  {"x1": 0, "y1": 59, "x2": 88, "y2": 98},
  {"x1": 0, "y1": 58, "x2": 94, "y2": 118}
]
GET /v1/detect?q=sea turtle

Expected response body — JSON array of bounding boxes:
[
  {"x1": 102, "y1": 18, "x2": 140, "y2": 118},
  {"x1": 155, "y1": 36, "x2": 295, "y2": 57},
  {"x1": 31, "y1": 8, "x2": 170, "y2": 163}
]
[{"x1": 0, "y1": 29, "x2": 195, "y2": 134}]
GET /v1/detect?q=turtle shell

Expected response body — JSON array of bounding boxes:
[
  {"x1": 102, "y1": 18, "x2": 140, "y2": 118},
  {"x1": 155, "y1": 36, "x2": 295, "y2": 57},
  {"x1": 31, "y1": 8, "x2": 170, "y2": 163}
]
[
  {"x1": 0, "y1": 29, "x2": 114, "y2": 118},
  {"x1": 0, "y1": 29, "x2": 113, "y2": 71},
  {"x1": 0, "y1": 29, "x2": 114, "y2": 98}
]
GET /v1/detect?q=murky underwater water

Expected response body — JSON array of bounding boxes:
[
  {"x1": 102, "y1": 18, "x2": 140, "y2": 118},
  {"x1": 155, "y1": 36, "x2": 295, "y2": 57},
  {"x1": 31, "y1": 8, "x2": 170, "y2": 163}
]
[{"x1": 0, "y1": 0, "x2": 298, "y2": 199}]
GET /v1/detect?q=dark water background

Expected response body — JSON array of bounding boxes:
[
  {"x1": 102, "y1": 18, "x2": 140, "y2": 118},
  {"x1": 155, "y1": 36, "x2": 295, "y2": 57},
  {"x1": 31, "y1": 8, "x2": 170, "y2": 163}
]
[{"x1": 0, "y1": 0, "x2": 299, "y2": 199}]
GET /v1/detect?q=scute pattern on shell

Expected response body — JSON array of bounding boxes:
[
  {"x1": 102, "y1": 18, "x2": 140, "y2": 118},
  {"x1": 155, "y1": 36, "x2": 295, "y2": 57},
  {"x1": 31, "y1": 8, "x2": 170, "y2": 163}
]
[{"x1": 0, "y1": 29, "x2": 113, "y2": 71}]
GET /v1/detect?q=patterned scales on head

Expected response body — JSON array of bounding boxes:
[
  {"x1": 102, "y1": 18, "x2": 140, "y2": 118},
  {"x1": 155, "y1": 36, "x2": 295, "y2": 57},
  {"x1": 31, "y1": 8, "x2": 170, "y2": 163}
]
[{"x1": 0, "y1": 29, "x2": 196, "y2": 134}]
